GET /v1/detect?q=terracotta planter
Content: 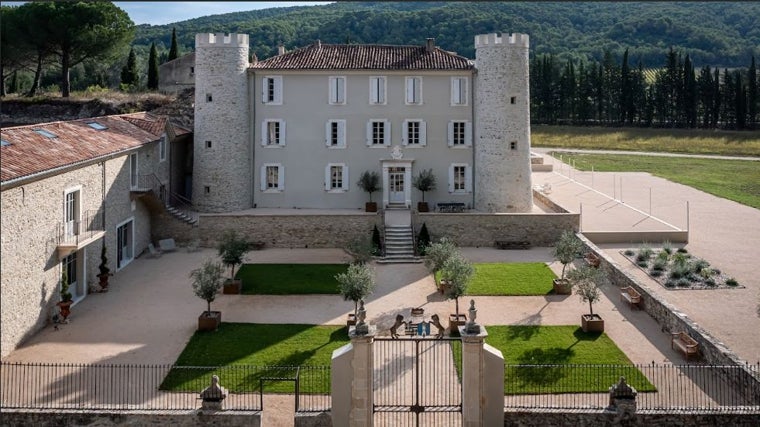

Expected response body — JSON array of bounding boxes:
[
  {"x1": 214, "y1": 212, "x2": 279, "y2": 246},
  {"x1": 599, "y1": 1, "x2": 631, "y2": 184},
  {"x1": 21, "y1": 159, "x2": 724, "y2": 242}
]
[
  {"x1": 417, "y1": 202, "x2": 429, "y2": 213},
  {"x1": 198, "y1": 311, "x2": 222, "y2": 331},
  {"x1": 552, "y1": 278, "x2": 572, "y2": 295},
  {"x1": 97, "y1": 273, "x2": 111, "y2": 292},
  {"x1": 347, "y1": 313, "x2": 356, "y2": 326},
  {"x1": 581, "y1": 314, "x2": 604, "y2": 333},
  {"x1": 223, "y1": 279, "x2": 242, "y2": 295},
  {"x1": 365, "y1": 202, "x2": 378, "y2": 212},
  {"x1": 448, "y1": 313, "x2": 467, "y2": 333},
  {"x1": 57, "y1": 301, "x2": 73, "y2": 322}
]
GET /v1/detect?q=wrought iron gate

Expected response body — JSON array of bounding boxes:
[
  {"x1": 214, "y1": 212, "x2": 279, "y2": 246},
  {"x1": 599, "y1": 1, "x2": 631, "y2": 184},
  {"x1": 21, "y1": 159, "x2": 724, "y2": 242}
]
[{"x1": 373, "y1": 338, "x2": 462, "y2": 426}]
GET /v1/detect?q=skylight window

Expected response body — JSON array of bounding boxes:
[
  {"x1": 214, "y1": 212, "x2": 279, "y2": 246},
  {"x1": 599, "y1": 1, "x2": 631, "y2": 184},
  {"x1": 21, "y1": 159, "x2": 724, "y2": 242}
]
[
  {"x1": 33, "y1": 129, "x2": 57, "y2": 138},
  {"x1": 87, "y1": 122, "x2": 108, "y2": 130},
  {"x1": 1, "y1": 139, "x2": 10, "y2": 147}
]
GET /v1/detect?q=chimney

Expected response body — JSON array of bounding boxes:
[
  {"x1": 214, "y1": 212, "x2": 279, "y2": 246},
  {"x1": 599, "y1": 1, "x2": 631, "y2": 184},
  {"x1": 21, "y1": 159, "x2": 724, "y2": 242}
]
[
  {"x1": 277, "y1": 44, "x2": 285, "y2": 55},
  {"x1": 314, "y1": 39, "x2": 321, "y2": 48},
  {"x1": 425, "y1": 38, "x2": 435, "y2": 53}
]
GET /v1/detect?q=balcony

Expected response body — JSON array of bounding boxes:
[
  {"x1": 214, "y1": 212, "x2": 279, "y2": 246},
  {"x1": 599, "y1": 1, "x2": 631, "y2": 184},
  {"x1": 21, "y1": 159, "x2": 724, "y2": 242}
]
[{"x1": 56, "y1": 210, "x2": 105, "y2": 259}]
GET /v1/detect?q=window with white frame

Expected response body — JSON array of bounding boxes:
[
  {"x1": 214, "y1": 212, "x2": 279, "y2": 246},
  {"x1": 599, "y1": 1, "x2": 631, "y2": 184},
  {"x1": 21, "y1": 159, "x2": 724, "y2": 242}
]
[
  {"x1": 262, "y1": 76, "x2": 283, "y2": 105},
  {"x1": 402, "y1": 119, "x2": 426, "y2": 146},
  {"x1": 448, "y1": 163, "x2": 472, "y2": 193},
  {"x1": 451, "y1": 77, "x2": 468, "y2": 105},
  {"x1": 328, "y1": 76, "x2": 346, "y2": 105},
  {"x1": 159, "y1": 135, "x2": 167, "y2": 162},
  {"x1": 260, "y1": 164, "x2": 284, "y2": 191},
  {"x1": 261, "y1": 119, "x2": 286, "y2": 146},
  {"x1": 64, "y1": 187, "x2": 81, "y2": 237},
  {"x1": 326, "y1": 120, "x2": 346, "y2": 148},
  {"x1": 405, "y1": 76, "x2": 422, "y2": 104},
  {"x1": 325, "y1": 163, "x2": 349, "y2": 191},
  {"x1": 369, "y1": 76, "x2": 386, "y2": 105},
  {"x1": 448, "y1": 120, "x2": 472, "y2": 147},
  {"x1": 129, "y1": 153, "x2": 138, "y2": 189},
  {"x1": 366, "y1": 119, "x2": 391, "y2": 146}
]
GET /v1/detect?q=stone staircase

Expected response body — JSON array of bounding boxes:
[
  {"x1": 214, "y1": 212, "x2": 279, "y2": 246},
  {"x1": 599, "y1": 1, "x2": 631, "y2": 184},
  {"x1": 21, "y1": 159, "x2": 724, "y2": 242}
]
[
  {"x1": 166, "y1": 204, "x2": 198, "y2": 226},
  {"x1": 379, "y1": 224, "x2": 421, "y2": 264}
]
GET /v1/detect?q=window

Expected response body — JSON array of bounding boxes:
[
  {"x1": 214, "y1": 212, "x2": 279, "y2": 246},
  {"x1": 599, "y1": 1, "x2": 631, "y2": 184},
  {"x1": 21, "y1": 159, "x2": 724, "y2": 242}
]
[
  {"x1": 87, "y1": 122, "x2": 107, "y2": 130},
  {"x1": 510, "y1": 96, "x2": 517, "y2": 104},
  {"x1": 1, "y1": 139, "x2": 10, "y2": 147},
  {"x1": 510, "y1": 141, "x2": 517, "y2": 150},
  {"x1": 204, "y1": 186, "x2": 210, "y2": 194},
  {"x1": 206, "y1": 93, "x2": 213, "y2": 102},
  {"x1": 205, "y1": 140, "x2": 212, "y2": 148},
  {"x1": 64, "y1": 188, "x2": 81, "y2": 237},
  {"x1": 328, "y1": 76, "x2": 346, "y2": 105},
  {"x1": 260, "y1": 164, "x2": 284, "y2": 191},
  {"x1": 61, "y1": 252, "x2": 78, "y2": 299},
  {"x1": 448, "y1": 164, "x2": 472, "y2": 193},
  {"x1": 326, "y1": 120, "x2": 346, "y2": 148},
  {"x1": 159, "y1": 135, "x2": 167, "y2": 162},
  {"x1": 261, "y1": 120, "x2": 286, "y2": 146},
  {"x1": 33, "y1": 129, "x2": 57, "y2": 138},
  {"x1": 190, "y1": 66, "x2": 195, "y2": 74},
  {"x1": 129, "y1": 153, "x2": 138, "y2": 189},
  {"x1": 325, "y1": 163, "x2": 349, "y2": 191},
  {"x1": 116, "y1": 219, "x2": 134, "y2": 270},
  {"x1": 262, "y1": 76, "x2": 283, "y2": 104},
  {"x1": 366, "y1": 119, "x2": 391, "y2": 146},
  {"x1": 448, "y1": 120, "x2": 472, "y2": 147},
  {"x1": 402, "y1": 120, "x2": 426, "y2": 146},
  {"x1": 369, "y1": 76, "x2": 386, "y2": 104},
  {"x1": 451, "y1": 77, "x2": 468, "y2": 106},
  {"x1": 405, "y1": 76, "x2": 422, "y2": 104}
]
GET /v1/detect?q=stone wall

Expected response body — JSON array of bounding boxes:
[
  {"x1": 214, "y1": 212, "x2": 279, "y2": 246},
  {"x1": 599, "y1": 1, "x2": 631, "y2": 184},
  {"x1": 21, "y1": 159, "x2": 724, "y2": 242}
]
[
  {"x1": 532, "y1": 189, "x2": 568, "y2": 213},
  {"x1": 503, "y1": 410, "x2": 760, "y2": 426},
  {"x1": 194, "y1": 213, "x2": 382, "y2": 248},
  {"x1": 414, "y1": 212, "x2": 579, "y2": 247},
  {"x1": 0, "y1": 410, "x2": 261, "y2": 427},
  {"x1": 579, "y1": 234, "x2": 760, "y2": 404}
]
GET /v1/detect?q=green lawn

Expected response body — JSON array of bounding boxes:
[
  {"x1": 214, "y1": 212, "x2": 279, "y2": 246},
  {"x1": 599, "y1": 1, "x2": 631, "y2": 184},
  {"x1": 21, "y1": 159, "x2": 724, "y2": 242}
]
[
  {"x1": 482, "y1": 325, "x2": 655, "y2": 394},
  {"x1": 436, "y1": 263, "x2": 557, "y2": 296},
  {"x1": 161, "y1": 323, "x2": 348, "y2": 393},
  {"x1": 554, "y1": 152, "x2": 760, "y2": 210},
  {"x1": 236, "y1": 264, "x2": 348, "y2": 295}
]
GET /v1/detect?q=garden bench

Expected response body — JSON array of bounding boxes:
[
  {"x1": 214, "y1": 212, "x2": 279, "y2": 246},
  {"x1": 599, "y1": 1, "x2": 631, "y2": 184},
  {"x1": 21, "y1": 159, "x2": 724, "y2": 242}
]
[
  {"x1": 495, "y1": 240, "x2": 531, "y2": 250},
  {"x1": 620, "y1": 286, "x2": 641, "y2": 309},
  {"x1": 158, "y1": 238, "x2": 177, "y2": 252},
  {"x1": 249, "y1": 241, "x2": 266, "y2": 250},
  {"x1": 437, "y1": 202, "x2": 465, "y2": 213},
  {"x1": 671, "y1": 332, "x2": 699, "y2": 360},
  {"x1": 585, "y1": 252, "x2": 601, "y2": 268}
]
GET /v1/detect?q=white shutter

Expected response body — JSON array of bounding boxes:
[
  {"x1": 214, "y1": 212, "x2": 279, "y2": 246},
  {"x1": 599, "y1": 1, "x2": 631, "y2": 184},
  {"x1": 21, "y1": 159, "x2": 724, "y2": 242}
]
[
  {"x1": 378, "y1": 77, "x2": 385, "y2": 104},
  {"x1": 406, "y1": 77, "x2": 414, "y2": 103},
  {"x1": 419, "y1": 121, "x2": 427, "y2": 146},
  {"x1": 342, "y1": 165, "x2": 349, "y2": 190},
  {"x1": 384, "y1": 120, "x2": 391, "y2": 146},
  {"x1": 447, "y1": 121, "x2": 454, "y2": 147},
  {"x1": 366, "y1": 121, "x2": 372, "y2": 146},
  {"x1": 260, "y1": 166, "x2": 267, "y2": 191},
  {"x1": 324, "y1": 165, "x2": 331, "y2": 190},
  {"x1": 448, "y1": 164, "x2": 455, "y2": 192},
  {"x1": 451, "y1": 78, "x2": 460, "y2": 105},
  {"x1": 401, "y1": 120, "x2": 409, "y2": 145},
  {"x1": 338, "y1": 120, "x2": 346, "y2": 147},
  {"x1": 465, "y1": 121, "x2": 473, "y2": 146},
  {"x1": 370, "y1": 77, "x2": 378, "y2": 104},
  {"x1": 325, "y1": 121, "x2": 331, "y2": 146},
  {"x1": 465, "y1": 165, "x2": 473, "y2": 192},
  {"x1": 279, "y1": 120, "x2": 286, "y2": 146},
  {"x1": 274, "y1": 77, "x2": 282, "y2": 104},
  {"x1": 278, "y1": 166, "x2": 285, "y2": 190},
  {"x1": 337, "y1": 77, "x2": 345, "y2": 103},
  {"x1": 262, "y1": 78, "x2": 268, "y2": 103},
  {"x1": 260, "y1": 121, "x2": 267, "y2": 146}
]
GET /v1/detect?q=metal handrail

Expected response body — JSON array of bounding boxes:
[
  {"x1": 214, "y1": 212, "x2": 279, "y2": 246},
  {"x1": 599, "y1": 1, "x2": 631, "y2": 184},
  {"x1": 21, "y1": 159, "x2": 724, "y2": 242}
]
[
  {"x1": 57, "y1": 209, "x2": 105, "y2": 246},
  {"x1": 137, "y1": 174, "x2": 197, "y2": 222}
]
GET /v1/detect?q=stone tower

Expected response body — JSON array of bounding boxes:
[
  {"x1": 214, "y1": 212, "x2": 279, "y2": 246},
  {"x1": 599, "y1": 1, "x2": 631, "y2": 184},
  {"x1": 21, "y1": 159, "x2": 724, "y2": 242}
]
[
  {"x1": 193, "y1": 33, "x2": 251, "y2": 212},
  {"x1": 473, "y1": 33, "x2": 533, "y2": 213}
]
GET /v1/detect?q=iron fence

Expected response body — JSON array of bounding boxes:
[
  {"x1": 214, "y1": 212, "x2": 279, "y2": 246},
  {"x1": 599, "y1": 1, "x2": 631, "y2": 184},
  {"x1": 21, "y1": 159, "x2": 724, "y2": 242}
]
[
  {"x1": 56, "y1": 209, "x2": 105, "y2": 246},
  {"x1": 503, "y1": 362, "x2": 760, "y2": 412}
]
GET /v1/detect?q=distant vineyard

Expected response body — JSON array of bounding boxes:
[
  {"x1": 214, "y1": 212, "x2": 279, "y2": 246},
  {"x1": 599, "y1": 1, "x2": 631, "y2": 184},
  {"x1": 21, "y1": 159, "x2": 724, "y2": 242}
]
[{"x1": 642, "y1": 68, "x2": 660, "y2": 85}]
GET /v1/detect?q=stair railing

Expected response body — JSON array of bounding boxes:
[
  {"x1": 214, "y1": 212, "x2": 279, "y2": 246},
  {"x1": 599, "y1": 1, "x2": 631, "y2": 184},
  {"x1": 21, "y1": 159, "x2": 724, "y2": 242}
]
[{"x1": 137, "y1": 174, "x2": 197, "y2": 224}]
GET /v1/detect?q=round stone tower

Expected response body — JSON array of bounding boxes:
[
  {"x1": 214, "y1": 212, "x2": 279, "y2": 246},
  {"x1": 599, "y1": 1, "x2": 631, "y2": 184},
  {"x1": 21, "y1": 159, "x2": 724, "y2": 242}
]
[
  {"x1": 193, "y1": 33, "x2": 251, "y2": 212},
  {"x1": 473, "y1": 33, "x2": 533, "y2": 213}
]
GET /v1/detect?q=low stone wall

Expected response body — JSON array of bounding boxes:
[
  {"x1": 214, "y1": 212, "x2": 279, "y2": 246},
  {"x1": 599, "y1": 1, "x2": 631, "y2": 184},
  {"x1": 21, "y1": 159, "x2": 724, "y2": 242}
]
[
  {"x1": 414, "y1": 212, "x2": 579, "y2": 247},
  {"x1": 0, "y1": 410, "x2": 261, "y2": 427},
  {"x1": 583, "y1": 230, "x2": 689, "y2": 244},
  {"x1": 578, "y1": 234, "x2": 760, "y2": 404},
  {"x1": 195, "y1": 213, "x2": 381, "y2": 248},
  {"x1": 295, "y1": 412, "x2": 332, "y2": 427},
  {"x1": 532, "y1": 189, "x2": 567, "y2": 213},
  {"x1": 504, "y1": 410, "x2": 760, "y2": 426}
]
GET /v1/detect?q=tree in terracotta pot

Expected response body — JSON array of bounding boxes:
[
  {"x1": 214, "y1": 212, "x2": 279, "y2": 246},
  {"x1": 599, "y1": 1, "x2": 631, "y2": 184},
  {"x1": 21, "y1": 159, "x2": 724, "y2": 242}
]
[
  {"x1": 191, "y1": 259, "x2": 224, "y2": 331},
  {"x1": 357, "y1": 171, "x2": 381, "y2": 212},
  {"x1": 568, "y1": 265, "x2": 609, "y2": 333},
  {"x1": 97, "y1": 243, "x2": 112, "y2": 292},
  {"x1": 552, "y1": 230, "x2": 583, "y2": 295},
  {"x1": 413, "y1": 168, "x2": 436, "y2": 212},
  {"x1": 440, "y1": 253, "x2": 474, "y2": 333},
  {"x1": 335, "y1": 262, "x2": 376, "y2": 326},
  {"x1": 57, "y1": 265, "x2": 73, "y2": 323},
  {"x1": 217, "y1": 230, "x2": 249, "y2": 294}
]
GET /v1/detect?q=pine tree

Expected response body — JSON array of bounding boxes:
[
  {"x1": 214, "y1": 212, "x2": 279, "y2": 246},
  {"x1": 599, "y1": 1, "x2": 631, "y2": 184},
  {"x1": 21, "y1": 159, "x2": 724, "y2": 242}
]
[
  {"x1": 147, "y1": 42, "x2": 159, "y2": 90},
  {"x1": 748, "y1": 56, "x2": 757, "y2": 129},
  {"x1": 120, "y1": 47, "x2": 139, "y2": 88},
  {"x1": 168, "y1": 27, "x2": 179, "y2": 61}
]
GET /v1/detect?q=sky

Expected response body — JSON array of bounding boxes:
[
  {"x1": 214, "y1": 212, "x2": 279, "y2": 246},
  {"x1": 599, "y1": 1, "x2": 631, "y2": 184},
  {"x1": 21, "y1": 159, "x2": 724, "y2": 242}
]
[{"x1": 114, "y1": 2, "x2": 333, "y2": 25}]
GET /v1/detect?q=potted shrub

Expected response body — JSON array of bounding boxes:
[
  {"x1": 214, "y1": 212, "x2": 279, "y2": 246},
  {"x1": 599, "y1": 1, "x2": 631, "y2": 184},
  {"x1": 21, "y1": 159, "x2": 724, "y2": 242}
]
[
  {"x1": 217, "y1": 230, "x2": 249, "y2": 294},
  {"x1": 440, "y1": 253, "x2": 474, "y2": 333},
  {"x1": 357, "y1": 171, "x2": 381, "y2": 212},
  {"x1": 371, "y1": 225, "x2": 382, "y2": 256},
  {"x1": 568, "y1": 265, "x2": 608, "y2": 333},
  {"x1": 335, "y1": 263, "x2": 376, "y2": 326},
  {"x1": 552, "y1": 230, "x2": 583, "y2": 295},
  {"x1": 416, "y1": 223, "x2": 431, "y2": 255},
  {"x1": 423, "y1": 237, "x2": 457, "y2": 293},
  {"x1": 191, "y1": 259, "x2": 224, "y2": 331},
  {"x1": 413, "y1": 168, "x2": 436, "y2": 212},
  {"x1": 97, "y1": 243, "x2": 112, "y2": 292},
  {"x1": 57, "y1": 265, "x2": 73, "y2": 323}
]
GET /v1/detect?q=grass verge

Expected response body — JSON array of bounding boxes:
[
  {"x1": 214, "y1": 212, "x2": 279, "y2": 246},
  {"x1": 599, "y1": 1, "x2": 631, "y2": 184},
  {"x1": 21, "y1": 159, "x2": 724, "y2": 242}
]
[
  {"x1": 161, "y1": 323, "x2": 348, "y2": 393},
  {"x1": 237, "y1": 264, "x2": 348, "y2": 294},
  {"x1": 436, "y1": 263, "x2": 557, "y2": 296},
  {"x1": 554, "y1": 153, "x2": 760, "y2": 210}
]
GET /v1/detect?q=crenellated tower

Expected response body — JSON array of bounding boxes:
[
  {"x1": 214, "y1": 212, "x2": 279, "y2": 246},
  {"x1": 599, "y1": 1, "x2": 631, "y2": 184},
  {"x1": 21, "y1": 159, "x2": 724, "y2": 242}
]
[
  {"x1": 473, "y1": 33, "x2": 533, "y2": 213},
  {"x1": 193, "y1": 33, "x2": 251, "y2": 212}
]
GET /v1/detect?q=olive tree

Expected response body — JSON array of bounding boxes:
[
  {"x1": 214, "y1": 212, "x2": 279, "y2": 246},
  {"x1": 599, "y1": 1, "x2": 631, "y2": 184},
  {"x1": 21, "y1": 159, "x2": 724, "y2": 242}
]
[
  {"x1": 568, "y1": 265, "x2": 608, "y2": 316},
  {"x1": 553, "y1": 230, "x2": 583, "y2": 281},
  {"x1": 424, "y1": 237, "x2": 457, "y2": 278},
  {"x1": 190, "y1": 259, "x2": 224, "y2": 316},
  {"x1": 440, "y1": 254, "x2": 474, "y2": 317},
  {"x1": 336, "y1": 263, "x2": 376, "y2": 315},
  {"x1": 217, "y1": 230, "x2": 249, "y2": 280}
]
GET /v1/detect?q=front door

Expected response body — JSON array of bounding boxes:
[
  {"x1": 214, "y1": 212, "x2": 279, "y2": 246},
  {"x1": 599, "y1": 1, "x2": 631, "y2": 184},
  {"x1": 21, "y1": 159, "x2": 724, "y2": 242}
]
[
  {"x1": 389, "y1": 167, "x2": 405, "y2": 204},
  {"x1": 117, "y1": 220, "x2": 133, "y2": 269},
  {"x1": 62, "y1": 252, "x2": 84, "y2": 301}
]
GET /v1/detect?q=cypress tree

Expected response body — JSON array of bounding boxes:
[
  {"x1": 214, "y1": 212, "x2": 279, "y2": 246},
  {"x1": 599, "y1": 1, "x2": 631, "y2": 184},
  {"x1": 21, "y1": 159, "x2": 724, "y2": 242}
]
[
  {"x1": 619, "y1": 49, "x2": 631, "y2": 124},
  {"x1": 697, "y1": 65, "x2": 714, "y2": 128},
  {"x1": 735, "y1": 70, "x2": 746, "y2": 130},
  {"x1": 168, "y1": 27, "x2": 179, "y2": 61},
  {"x1": 120, "y1": 47, "x2": 139, "y2": 87},
  {"x1": 748, "y1": 56, "x2": 757, "y2": 129},
  {"x1": 147, "y1": 42, "x2": 159, "y2": 90},
  {"x1": 712, "y1": 68, "x2": 721, "y2": 128},
  {"x1": 683, "y1": 55, "x2": 697, "y2": 128}
]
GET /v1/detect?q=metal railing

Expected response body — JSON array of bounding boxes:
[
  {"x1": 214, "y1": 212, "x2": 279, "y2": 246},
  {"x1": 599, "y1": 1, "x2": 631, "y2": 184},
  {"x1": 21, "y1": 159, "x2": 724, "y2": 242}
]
[
  {"x1": 503, "y1": 362, "x2": 760, "y2": 413},
  {"x1": 137, "y1": 173, "x2": 197, "y2": 223},
  {"x1": 56, "y1": 209, "x2": 105, "y2": 246}
]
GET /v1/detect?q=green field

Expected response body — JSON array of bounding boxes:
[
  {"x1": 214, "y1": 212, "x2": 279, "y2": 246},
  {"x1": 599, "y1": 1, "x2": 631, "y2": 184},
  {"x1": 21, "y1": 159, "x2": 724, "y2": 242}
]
[
  {"x1": 237, "y1": 264, "x2": 347, "y2": 295},
  {"x1": 554, "y1": 152, "x2": 760, "y2": 210},
  {"x1": 533, "y1": 125, "x2": 760, "y2": 157}
]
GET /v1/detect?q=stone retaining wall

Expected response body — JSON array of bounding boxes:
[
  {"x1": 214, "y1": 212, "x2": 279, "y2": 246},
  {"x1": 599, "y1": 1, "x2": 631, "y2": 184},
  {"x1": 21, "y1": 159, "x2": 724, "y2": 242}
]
[
  {"x1": 414, "y1": 212, "x2": 579, "y2": 247},
  {"x1": 0, "y1": 410, "x2": 261, "y2": 427},
  {"x1": 503, "y1": 410, "x2": 760, "y2": 426},
  {"x1": 578, "y1": 234, "x2": 760, "y2": 405},
  {"x1": 532, "y1": 189, "x2": 568, "y2": 213}
]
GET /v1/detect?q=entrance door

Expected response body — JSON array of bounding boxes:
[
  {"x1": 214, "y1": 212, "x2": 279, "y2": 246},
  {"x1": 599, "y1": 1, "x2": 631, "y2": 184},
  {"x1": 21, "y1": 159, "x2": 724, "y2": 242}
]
[
  {"x1": 117, "y1": 220, "x2": 133, "y2": 269},
  {"x1": 64, "y1": 190, "x2": 80, "y2": 237},
  {"x1": 62, "y1": 252, "x2": 83, "y2": 301},
  {"x1": 389, "y1": 167, "x2": 405, "y2": 204}
]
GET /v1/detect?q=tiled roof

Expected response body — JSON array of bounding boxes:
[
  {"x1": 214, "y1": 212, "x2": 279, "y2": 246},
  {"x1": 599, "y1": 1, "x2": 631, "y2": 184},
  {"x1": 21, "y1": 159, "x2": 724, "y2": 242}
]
[
  {"x1": 251, "y1": 43, "x2": 474, "y2": 70},
  {"x1": 0, "y1": 112, "x2": 182, "y2": 184}
]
